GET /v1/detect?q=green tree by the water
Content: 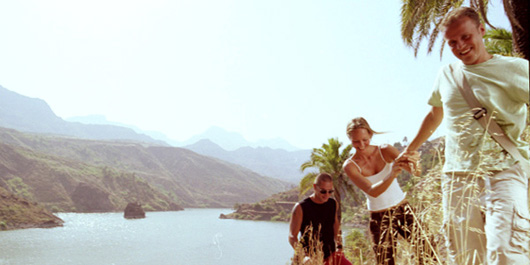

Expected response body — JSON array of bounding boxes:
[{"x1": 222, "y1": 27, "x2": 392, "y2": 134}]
[{"x1": 299, "y1": 138, "x2": 360, "y2": 209}]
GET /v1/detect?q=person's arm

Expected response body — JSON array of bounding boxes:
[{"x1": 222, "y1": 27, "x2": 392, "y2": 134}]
[
  {"x1": 382, "y1": 144, "x2": 420, "y2": 176},
  {"x1": 343, "y1": 158, "x2": 405, "y2": 198},
  {"x1": 405, "y1": 106, "x2": 443, "y2": 152},
  {"x1": 288, "y1": 203, "x2": 303, "y2": 249},
  {"x1": 333, "y1": 199, "x2": 341, "y2": 251}
]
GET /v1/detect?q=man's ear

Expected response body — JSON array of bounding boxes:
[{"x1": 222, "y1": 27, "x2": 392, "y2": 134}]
[{"x1": 479, "y1": 23, "x2": 486, "y2": 36}]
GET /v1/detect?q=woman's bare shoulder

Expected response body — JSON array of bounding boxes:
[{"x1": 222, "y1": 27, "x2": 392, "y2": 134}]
[{"x1": 379, "y1": 144, "x2": 400, "y2": 162}]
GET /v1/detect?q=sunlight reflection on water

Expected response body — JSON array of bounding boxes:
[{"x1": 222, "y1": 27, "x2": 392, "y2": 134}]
[{"x1": 0, "y1": 209, "x2": 292, "y2": 265}]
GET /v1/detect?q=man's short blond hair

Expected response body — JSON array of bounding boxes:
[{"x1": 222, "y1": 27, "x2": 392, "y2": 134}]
[
  {"x1": 440, "y1": 6, "x2": 481, "y2": 32},
  {"x1": 314, "y1": 173, "x2": 333, "y2": 185}
]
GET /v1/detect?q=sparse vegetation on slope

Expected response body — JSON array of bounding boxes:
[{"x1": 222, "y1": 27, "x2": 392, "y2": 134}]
[
  {"x1": 223, "y1": 137, "x2": 446, "y2": 264},
  {"x1": 0, "y1": 186, "x2": 63, "y2": 230},
  {"x1": 0, "y1": 127, "x2": 290, "y2": 214},
  {"x1": 221, "y1": 188, "x2": 299, "y2": 221}
]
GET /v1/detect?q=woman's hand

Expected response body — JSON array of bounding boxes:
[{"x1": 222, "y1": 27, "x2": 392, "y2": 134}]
[
  {"x1": 395, "y1": 151, "x2": 421, "y2": 176},
  {"x1": 391, "y1": 160, "x2": 405, "y2": 176}
]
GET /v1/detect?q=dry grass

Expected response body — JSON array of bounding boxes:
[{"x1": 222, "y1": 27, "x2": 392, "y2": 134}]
[
  {"x1": 339, "y1": 124, "x2": 530, "y2": 264},
  {"x1": 291, "y1": 226, "x2": 325, "y2": 265},
  {"x1": 292, "y1": 124, "x2": 529, "y2": 264}
]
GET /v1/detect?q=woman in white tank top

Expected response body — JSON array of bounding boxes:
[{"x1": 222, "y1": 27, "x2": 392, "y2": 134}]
[{"x1": 342, "y1": 117, "x2": 436, "y2": 265}]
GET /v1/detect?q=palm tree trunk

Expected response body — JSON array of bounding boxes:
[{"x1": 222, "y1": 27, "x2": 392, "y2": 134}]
[
  {"x1": 334, "y1": 187, "x2": 343, "y2": 221},
  {"x1": 505, "y1": 0, "x2": 530, "y2": 60}
]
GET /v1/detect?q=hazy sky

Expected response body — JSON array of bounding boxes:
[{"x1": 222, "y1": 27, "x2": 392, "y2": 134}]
[{"x1": 0, "y1": 1, "x2": 511, "y2": 149}]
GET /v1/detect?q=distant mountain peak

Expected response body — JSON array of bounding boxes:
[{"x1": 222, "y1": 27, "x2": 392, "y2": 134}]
[
  {"x1": 186, "y1": 138, "x2": 225, "y2": 151},
  {"x1": 0, "y1": 86, "x2": 166, "y2": 145},
  {"x1": 181, "y1": 126, "x2": 301, "y2": 151},
  {"x1": 67, "y1": 114, "x2": 110, "y2": 124}
]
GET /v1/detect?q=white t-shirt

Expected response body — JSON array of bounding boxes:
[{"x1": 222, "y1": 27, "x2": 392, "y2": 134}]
[{"x1": 429, "y1": 55, "x2": 529, "y2": 172}]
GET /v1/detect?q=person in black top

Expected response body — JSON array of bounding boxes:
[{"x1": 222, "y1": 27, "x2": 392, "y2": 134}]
[{"x1": 288, "y1": 173, "x2": 352, "y2": 265}]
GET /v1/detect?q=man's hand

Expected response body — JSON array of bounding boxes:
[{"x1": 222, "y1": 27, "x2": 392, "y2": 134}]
[
  {"x1": 396, "y1": 151, "x2": 421, "y2": 176},
  {"x1": 336, "y1": 244, "x2": 343, "y2": 252}
]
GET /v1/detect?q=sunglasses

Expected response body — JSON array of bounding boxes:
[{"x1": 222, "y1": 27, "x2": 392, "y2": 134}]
[{"x1": 317, "y1": 187, "x2": 334, "y2": 194}]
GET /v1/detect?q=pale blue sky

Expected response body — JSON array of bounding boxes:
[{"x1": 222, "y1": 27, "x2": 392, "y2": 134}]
[{"x1": 0, "y1": 0, "x2": 510, "y2": 149}]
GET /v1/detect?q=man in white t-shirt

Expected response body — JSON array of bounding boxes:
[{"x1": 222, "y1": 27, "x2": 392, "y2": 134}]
[{"x1": 402, "y1": 6, "x2": 529, "y2": 265}]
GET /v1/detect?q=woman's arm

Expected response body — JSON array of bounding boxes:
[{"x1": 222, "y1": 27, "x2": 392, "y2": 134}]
[
  {"x1": 381, "y1": 144, "x2": 419, "y2": 175},
  {"x1": 343, "y1": 159, "x2": 403, "y2": 198}
]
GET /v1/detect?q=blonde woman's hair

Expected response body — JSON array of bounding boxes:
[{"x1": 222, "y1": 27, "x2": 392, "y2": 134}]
[{"x1": 346, "y1": 117, "x2": 380, "y2": 140}]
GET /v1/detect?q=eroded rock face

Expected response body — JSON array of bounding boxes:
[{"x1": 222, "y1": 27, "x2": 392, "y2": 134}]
[
  {"x1": 124, "y1": 202, "x2": 145, "y2": 219},
  {"x1": 70, "y1": 183, "x2": 113, "y2": 212},
  {"x1": 0, "y1": 187, "x2": 64, "y2": 230}
]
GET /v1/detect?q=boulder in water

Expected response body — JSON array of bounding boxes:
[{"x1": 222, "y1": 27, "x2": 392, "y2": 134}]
[{"x1": 124, "y1": 202, "x2": 145, "y2": 219}]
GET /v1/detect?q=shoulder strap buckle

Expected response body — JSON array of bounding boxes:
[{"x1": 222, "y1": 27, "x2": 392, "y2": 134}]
[{"x1": 473, "y1": 107, "x2": 487, "y2": 120}]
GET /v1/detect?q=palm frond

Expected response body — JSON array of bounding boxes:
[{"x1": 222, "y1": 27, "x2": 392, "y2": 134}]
[
  {"x1": 484, "y1": 28, "x2": 513, "y2": 56},
  {"x1": 337, "y1": 173, "x2": 365, "y2": 205},
  {"x1": 299, "y1": 172, "x2": 318, "y2": 196},
  {"x1": 400, "y1": 0, "x2": 502, "y2": 57},
  {"x1": 298, "y1": 137, "x2": 353, "y2": 206}
]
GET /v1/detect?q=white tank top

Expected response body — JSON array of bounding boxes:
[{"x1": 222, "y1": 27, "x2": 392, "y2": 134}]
[{"x1": 348, "y1": 146, "x2": 406, "y2": 211}]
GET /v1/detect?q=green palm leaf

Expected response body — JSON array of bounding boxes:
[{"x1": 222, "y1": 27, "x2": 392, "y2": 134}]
[
  {"x1": 299, "y1": 138, "x2": 365, "y2": 217},
  {"x1": 484, "y1": 28, "x2": 514, "y2": 56},
  {"x1": 399, "y1": 0, "x2": 521, "y2": 57}
]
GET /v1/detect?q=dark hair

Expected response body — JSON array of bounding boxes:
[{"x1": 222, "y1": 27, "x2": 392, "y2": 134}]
[
  {"x1": 314, "y1": 173, "x2": 333, "y2": 185},
  {"x1": 440, "y1": 6, "x2": 481, "y2": 31}
]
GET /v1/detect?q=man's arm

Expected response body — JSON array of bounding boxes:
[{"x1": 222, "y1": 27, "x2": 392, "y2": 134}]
[
  {"x1": 405, "y1": 106, "x2": 444, "y2": 152},
  {"x1": 333, "y1": 199, "x2": 341, "y2": 250},
  {"x1": 288, "y1": 203, "x2": 302, "y2": 249}
]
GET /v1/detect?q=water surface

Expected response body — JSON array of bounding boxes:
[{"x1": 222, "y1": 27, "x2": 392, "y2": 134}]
[{"x1": 0, "y1": 209, "x2": 293, "y2": 265}]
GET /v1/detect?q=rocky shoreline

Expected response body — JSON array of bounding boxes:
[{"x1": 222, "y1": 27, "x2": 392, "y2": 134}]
[
  {"x1": 220, "y1": 188, "x2": 298, "y2": 222},
  {"x1": 2, "y1": 219, "x2": 64, "y2": 231},
  {"x1": 0, "y1": 187, "x2": 63, "y2": 231}
]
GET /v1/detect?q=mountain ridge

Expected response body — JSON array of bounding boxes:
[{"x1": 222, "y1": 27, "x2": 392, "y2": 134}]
[
  {"x1": 67, "y1": 115, "x2": 302, "y2": 151},
  {"x1": 0, "y1": 127, "x2": 290, "y2": 210},
  {"x1": 64, "y1": 116, "x2": 311, "y2": 184},
  {"x1": 0, "y1": 85, "x2": 294, "y2": 230},
  {"x1": 184, "y1": 139, "x2": 310, "y2": 183},
  {"x1": 179, "y1": 126, "x2": 302, "y2": 151},
  {"x1": 0, "y1": 85, "x2": 167, "y2": 146}
]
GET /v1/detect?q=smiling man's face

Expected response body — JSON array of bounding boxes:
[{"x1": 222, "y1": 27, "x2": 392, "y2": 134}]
[{"x1": 444, "y1": 16, "x2": 490, "y2": 65}]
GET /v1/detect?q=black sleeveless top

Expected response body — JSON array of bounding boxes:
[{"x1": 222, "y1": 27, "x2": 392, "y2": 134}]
[{"x1": 299, "y1": 197, "x2": 336, "y2": 259}]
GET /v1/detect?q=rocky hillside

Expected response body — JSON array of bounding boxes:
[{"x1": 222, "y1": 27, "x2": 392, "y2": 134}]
[
  {"x1": 0, "y1": 186, "x2": 63, "y2": 230},
  {"x1": 222, "y1": 137, "x2": 445, "y2": 222},
  {"x1": 185, "y1": 139, "x2": 311, "y2": 183},
  {"x1": 0, "y1": 140, "x2": 183, "y2": 212},
  {"x1": 220, "y1": 188, "x2": 299, "y2": 221},
  {"x1": 0, "y1": 127, "x2": 290, "y2": 211}
]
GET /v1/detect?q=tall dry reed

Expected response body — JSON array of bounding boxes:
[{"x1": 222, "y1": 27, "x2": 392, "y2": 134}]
[{"x1": 340, "y1": 122, "x2": 530, "y2": 264}]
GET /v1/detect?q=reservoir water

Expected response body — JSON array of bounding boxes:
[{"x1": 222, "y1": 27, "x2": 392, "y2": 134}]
[{"x1": 0, "y1": 209, "x2": 293, "y2": 265}]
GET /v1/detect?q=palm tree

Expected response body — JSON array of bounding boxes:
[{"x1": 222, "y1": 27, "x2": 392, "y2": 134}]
[
  {"x1": 503, "y1": 0, "x2": 529, "y2": 59},
  {"x1": 400, "y1": 0, "x2": 529, "y2": 60},
  {"x1": 299, "y1": 138, "x2": 363, "y2": 212},
  {"x1": 484, "y1": 28, "x2": 514, "y2": 56}
]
